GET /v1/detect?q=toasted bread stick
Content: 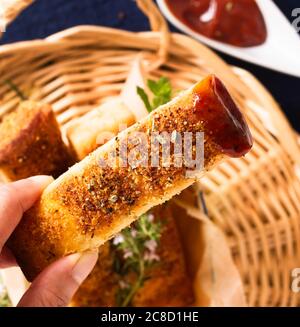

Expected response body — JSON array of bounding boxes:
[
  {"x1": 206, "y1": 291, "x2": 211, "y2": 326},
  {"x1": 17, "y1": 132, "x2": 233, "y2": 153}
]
[
  {"x1": 8, "y1": 75, "x2": 253, "y2": 281},
  {"x1": 0, "y1": 101, "x2": 74, "y2": 182}
]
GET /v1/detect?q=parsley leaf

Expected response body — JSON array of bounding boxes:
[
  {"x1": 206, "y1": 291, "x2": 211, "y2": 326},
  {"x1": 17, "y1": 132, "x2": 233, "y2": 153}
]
[
  {"x1": 137, "y1": 77, "x2": 172, "y2": 113},
  {"x1": 137, "y1": 86, "x2": 152, "y2": 113}
]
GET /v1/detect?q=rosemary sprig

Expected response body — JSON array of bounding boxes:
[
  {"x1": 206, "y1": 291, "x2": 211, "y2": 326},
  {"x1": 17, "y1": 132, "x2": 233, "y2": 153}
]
[
  {"x1": 112, "y1": 213, "x2": 163, "y2": 307},
  {"x1": 137, "y1": 77, "x2": 172, "y2": 113},
  {"x1": 4, "y1": 79, "x2": 27, "y2": 101},
  {"x1": 0, "y1": 276, "x2": 11, "y2": 307}
]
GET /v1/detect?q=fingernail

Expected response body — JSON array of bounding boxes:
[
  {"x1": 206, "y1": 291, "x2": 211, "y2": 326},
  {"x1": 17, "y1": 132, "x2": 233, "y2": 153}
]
[
  {"x1": 29, "y1": 175, "x2": 54, "y2": 189},
  {"x1": 71, "y1": 250, "x2": 98, "y2": 284}
]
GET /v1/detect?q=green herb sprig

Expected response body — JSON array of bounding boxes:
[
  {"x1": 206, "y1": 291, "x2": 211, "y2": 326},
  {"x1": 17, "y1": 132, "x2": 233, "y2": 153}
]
[
  {"x1": 0, "y1": 292, "x2": 11, "y2": 307},
  {"x1": 0, "y1": 276, "x2": 11, "y2": 307},
  {"x1": 4, "y1": 79, "x2": 27, "y2": 101},
  {"x1": 113, "y1": 213, "x2": 163, "y2": 307},
  {"x1": 137, "y1": 77, "x2": 172, "y2": 113}
]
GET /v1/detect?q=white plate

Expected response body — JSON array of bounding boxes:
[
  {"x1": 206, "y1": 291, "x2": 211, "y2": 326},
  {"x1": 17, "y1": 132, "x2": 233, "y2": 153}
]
[{"x1": 157, "y1": 0, "x2": 300, "y2": 78}]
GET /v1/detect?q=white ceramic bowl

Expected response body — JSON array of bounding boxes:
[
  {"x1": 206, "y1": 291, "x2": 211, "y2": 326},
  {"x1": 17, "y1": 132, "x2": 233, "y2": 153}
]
[{"x1": 157, "y1": 0, "x2": 300, "y2": 77}]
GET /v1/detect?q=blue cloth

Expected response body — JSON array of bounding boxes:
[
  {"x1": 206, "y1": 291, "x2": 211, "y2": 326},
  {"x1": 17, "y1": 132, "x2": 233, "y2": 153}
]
[{"x1": 1, "y1": 0, "x2": 300, "y2": 131}]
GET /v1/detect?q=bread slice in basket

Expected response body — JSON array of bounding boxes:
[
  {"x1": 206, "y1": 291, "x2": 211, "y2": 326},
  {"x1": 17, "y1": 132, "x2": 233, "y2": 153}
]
[
  {"x1": 8, "y1": 75, "x2": 253, "y2": 281},
  {"x1": 0, "y1": 101, "x2": 75, "y2": 182}
]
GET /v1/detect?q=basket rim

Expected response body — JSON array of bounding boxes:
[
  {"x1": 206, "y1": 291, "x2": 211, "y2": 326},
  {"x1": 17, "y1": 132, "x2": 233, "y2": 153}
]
[{"x1": 0, "y1": 25, "x2": 151, "y2": 53}]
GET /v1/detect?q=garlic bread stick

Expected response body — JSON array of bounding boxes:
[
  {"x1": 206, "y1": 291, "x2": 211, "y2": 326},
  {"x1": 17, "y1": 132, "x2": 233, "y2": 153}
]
[{"x1": 9, "y1": 75, "x2": 252, "y2": 281}]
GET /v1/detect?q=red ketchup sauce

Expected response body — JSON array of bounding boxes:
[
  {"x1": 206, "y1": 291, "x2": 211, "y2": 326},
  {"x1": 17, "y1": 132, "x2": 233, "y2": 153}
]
[
  {"x1": 193, "y1": 75, "x2": 253, "y2": 157},
  {"x1": 165, "y1": 0, "x2": 267, "y2": 47}
]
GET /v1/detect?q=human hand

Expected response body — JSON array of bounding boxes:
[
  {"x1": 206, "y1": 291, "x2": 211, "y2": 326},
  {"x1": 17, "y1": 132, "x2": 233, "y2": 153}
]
[{"x1": 0, "y1": 176, "x2": 98, "y2": 307}]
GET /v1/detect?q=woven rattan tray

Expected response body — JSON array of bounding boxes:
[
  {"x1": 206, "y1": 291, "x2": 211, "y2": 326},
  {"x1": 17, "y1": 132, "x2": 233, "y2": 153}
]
[{"x1": 1, "y1": 0, "x2": 300, "y2": 306}]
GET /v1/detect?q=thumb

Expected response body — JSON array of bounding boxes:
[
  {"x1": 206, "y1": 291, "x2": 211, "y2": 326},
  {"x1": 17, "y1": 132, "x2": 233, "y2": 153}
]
[{"x1": 17, "y1": 250, "x2": 98, "y2": 307}]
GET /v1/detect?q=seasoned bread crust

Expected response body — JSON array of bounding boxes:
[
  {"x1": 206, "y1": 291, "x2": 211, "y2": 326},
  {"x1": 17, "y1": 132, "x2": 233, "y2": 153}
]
[
  {"x1": 8, "y1": 76, "x2": 252, "y2": 281},
  {"x1": 71, "y1": 204, "x2": 194, "y2": 307},
  {"x1": 0, "y1": 101, "x2": 74, "y2": 181}
]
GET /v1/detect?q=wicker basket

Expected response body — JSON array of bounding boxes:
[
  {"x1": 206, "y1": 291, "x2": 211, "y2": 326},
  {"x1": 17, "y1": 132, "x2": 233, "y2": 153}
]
[{"x1": 1, "y1": 0, "x2": 300, "y2": 307}]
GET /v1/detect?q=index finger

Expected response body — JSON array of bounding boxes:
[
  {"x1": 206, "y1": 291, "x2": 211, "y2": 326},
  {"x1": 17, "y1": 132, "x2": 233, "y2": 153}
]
[{"x1": 0, "y1": 176, "x2": 53, "y2": 250}]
